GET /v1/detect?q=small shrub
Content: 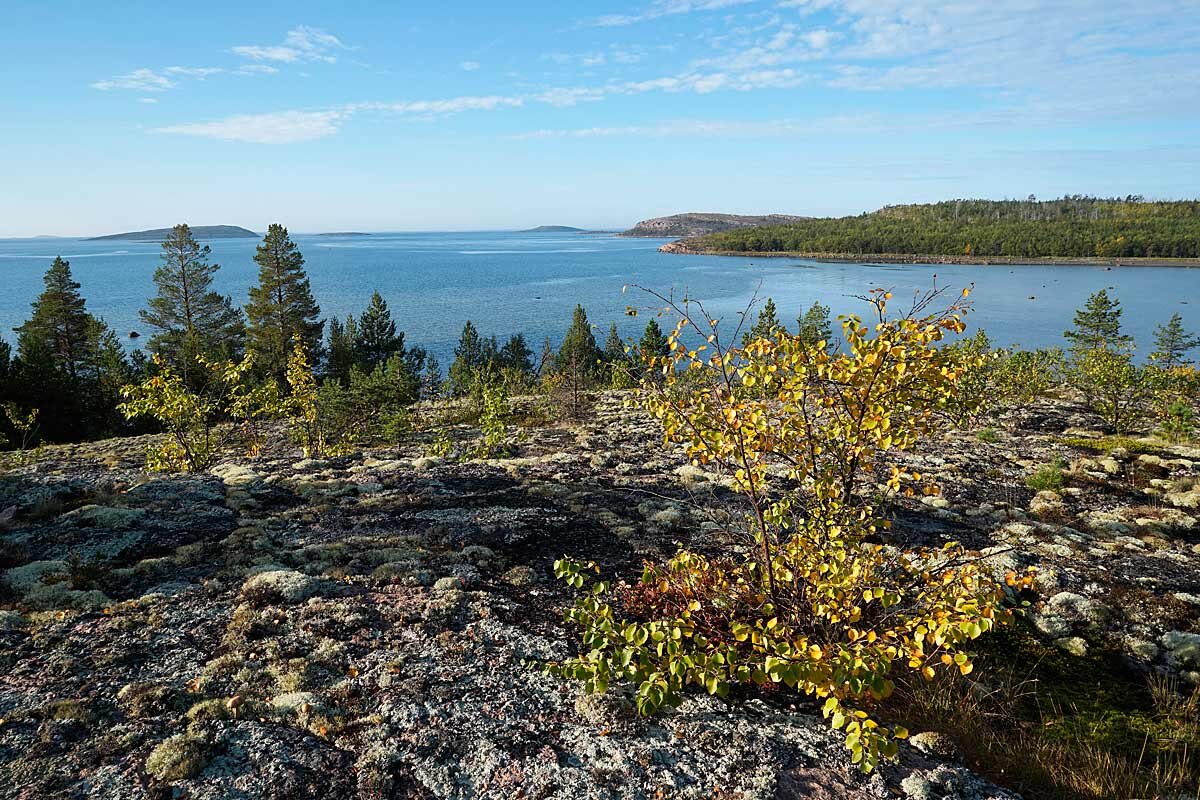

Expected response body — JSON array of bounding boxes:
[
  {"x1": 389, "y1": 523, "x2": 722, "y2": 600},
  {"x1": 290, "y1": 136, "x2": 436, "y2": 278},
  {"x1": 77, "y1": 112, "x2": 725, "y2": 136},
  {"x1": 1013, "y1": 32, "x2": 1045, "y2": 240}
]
[
  {"x1": 992, "y1": 347, "x2": 1065, "y2": 407},
  {"x1": 1069, "y1": 348, "x2": 1151, "y2": 434},
  {"x1": 119, "y1": 354, "x2": 276, "y2": 472},
  {"x1": 551, "y1": 286, "x2": 1027, "y2": 772},
  {"x1": 475, "y1": 378, "x2": 511, "y2": 458}
]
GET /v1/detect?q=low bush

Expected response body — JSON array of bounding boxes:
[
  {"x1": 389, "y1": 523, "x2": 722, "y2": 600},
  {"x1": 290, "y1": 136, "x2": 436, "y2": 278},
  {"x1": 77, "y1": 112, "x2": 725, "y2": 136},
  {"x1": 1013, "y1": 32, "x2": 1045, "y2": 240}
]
[{"x1": 550, "y1": 287, "x2": 1028, "y2": 771}]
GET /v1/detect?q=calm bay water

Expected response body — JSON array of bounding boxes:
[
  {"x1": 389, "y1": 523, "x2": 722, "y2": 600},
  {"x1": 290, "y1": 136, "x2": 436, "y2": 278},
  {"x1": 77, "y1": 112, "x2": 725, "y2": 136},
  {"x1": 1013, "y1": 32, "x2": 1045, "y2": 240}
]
[{"x1": 1, "y1": 230, "x2": 1197, "y2": 366}]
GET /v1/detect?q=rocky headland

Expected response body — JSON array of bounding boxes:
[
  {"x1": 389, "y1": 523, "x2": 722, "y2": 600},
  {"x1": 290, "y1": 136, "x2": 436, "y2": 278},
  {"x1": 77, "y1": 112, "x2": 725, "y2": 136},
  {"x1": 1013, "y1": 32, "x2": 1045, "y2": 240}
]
[
  {"x1": 1, "y1": 394, "x2": 1198, "y2": 799},
  {"x1": 620, "y1": 214, "x2": 808, "y2": 239}
]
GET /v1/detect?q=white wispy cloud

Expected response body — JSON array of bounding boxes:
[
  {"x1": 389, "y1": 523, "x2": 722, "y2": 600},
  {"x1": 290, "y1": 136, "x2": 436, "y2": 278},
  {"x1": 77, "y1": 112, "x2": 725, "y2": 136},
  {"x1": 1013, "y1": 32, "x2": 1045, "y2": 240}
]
[
  {"x1": 590, "y1": 0, "x2": 755, "y2": 27},
  {"x1": 236, "y1": 64, "x2": 280, "y2": 76},
  {"x1": 91, "y1": 68, "x2": 175, "y2": 92},
  {"x1": 164, "y1": 66, "x2": 225, "y2": 78},
  {"x1": 153, "y1": 110, "x2": 349, "y2": 144},
  {"x1": 513, "y1": 114, "x2": 877, "y2": 139},
  {"x1": 233, "y1": 25, "x2": 345, "y2": 63},
  {"x1": 461, "y1": 60, "x2": 481, "y2": 71},
  {"x1": 355, "y1": 95, "x2": 526, "y2": 115}
]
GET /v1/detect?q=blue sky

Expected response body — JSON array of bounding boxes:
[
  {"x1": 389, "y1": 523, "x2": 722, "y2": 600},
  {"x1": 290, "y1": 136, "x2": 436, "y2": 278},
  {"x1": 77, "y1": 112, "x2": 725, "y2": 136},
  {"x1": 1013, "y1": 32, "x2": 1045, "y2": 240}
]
[{"x1": 3, "y1": 0, "x2": 1199, "y2": 236}]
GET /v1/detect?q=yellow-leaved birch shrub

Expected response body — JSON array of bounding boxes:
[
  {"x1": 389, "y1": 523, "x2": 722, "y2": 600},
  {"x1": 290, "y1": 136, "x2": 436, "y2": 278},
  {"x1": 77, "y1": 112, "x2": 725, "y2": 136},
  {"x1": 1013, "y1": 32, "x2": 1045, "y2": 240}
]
[
  {"x1": 550, "y1": 288, "x2": 1031, "y2": 771},
  {"x1": 119, "y1": 354, "x2": 276, "y2": 471},
  {"x1": 282, "y1": 339, "x2": 351, "y2": 458}
]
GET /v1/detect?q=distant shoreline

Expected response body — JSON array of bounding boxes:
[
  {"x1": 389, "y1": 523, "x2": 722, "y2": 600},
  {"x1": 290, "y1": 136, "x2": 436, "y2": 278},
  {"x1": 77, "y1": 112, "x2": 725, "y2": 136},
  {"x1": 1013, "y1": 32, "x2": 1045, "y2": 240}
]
[{"x1": 658, "y1": 241, "x2": 1200, "y2": 267}]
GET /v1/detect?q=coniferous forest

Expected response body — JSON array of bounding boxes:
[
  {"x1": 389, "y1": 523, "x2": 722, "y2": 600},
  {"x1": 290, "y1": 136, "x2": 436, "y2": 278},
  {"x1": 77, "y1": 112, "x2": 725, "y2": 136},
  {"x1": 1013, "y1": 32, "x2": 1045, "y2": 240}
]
[{"x1": 683, "y1": 196, "x2": 1200, "y2": 258}]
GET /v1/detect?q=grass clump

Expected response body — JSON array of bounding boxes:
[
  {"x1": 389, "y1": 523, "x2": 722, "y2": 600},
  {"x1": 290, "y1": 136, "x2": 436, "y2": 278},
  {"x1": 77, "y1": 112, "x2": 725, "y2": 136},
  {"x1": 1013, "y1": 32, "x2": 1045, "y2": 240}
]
[
  {"x1": 1026, "y1": 458, "x2": 1067, "y2": 491},
  {"x1": 887, "y1": 624, "x2": 1200, "y2": 800},
  {"x1": 976, "y1": 427, "x2": 1000, "y2": 443}
]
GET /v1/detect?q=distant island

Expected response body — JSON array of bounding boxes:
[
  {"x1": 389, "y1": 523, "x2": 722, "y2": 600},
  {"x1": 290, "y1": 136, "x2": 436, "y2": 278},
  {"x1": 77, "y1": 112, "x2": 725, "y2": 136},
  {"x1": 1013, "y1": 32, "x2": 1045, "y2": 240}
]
[
  {"x1": 519, "y1": 225, "x2": 587, "y2": 233},
  {"x1": 86, "y1": 225, "x2": 258, "y2": 242},
  {"x1": 657, "y1": 197, "x2": 1200, "y2": 264},
  {"x1": 620, "y1": 212, "x2": 808, "y2": 239},
  {"x1": 318, "y1": 232, "x2": 372, "y2": 237}
]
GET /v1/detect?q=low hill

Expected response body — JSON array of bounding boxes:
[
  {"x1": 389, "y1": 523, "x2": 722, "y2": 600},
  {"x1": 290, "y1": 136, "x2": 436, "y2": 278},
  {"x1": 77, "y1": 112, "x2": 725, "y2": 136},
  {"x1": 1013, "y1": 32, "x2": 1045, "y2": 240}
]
[
  {"x1": 620, "y1": 213, "x2": 807, "y2": 238},
  {"x1": 518, "y1": 225, "x2": 587, "y2": 233},
  {"x1": 87, "y1": 225, "x2": 258, "y2": 242},
  {"x1": 666, "y1": 197, "x2": 1200, "y2": 260}
]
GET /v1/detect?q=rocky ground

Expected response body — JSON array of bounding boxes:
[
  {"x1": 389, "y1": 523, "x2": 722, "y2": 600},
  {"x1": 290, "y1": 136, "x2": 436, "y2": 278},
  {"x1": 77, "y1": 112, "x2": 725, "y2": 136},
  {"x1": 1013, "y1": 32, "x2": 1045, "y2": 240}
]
[{"x1": 1, "y1": 393, "x2": 1198, "y2": 799}]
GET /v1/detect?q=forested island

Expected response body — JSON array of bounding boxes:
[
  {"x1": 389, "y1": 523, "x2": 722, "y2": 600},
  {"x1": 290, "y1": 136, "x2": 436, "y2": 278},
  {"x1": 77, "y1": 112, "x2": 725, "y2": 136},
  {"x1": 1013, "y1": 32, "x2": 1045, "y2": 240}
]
[
  {"x1": 664, "y1": 196, "x2": 1200, "y2": 263},
  {"x1": 519, "y1": 225, "x2": 586, "y2": 233},
  {"x1": 87, "y1": 225, "x2": 257, "y2": 242}
]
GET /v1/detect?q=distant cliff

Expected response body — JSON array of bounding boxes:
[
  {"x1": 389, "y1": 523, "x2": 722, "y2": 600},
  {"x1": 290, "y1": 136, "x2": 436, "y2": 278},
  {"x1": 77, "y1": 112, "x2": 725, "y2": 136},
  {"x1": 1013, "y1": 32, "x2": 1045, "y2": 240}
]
[
  {"x1": 518, "y1": 225, "x2": 586, "y2": 233},
  {"x1": 87, "y1": 225, "x2": 258, "y2": 242},
  {"x1": 619, "y1": 213, "x2": 807, "y2": 238}
]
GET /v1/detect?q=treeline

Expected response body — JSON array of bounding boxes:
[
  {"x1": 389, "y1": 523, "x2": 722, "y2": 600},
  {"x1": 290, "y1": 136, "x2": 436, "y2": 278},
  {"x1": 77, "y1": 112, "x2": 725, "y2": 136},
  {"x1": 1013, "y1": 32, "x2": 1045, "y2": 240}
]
[
  {"x1": 0, "y1": 223, "x2": 671, "y2": 448},
  {"x1": 687, "y1": 196, "x2": 1200, "y2": 258}
]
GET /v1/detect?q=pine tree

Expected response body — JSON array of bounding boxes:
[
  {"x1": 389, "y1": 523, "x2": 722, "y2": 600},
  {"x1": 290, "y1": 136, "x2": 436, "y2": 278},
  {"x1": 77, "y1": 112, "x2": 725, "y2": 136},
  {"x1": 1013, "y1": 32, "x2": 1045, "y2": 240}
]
[
  {"x1": 356, "y1": 292, "x2": 404, "y2": 371},
  {"x1": 140, "y1": 224, "x2": 244, "y2": 379},
  {"x1": 1151, "y1": 313, "x2": 1200, "y2": 367},
  {"x1": 797, "y1": 301, "x2": 833, "y2": 349},
  {"x1": 325, "y1": 315, "x2": 359, "y2": 383},
  {"x1": 448, "y1": 321, "x2": 485, "y2": 396},
  {"x1": 15, "y1": 256, "x2": 92, "y2": 380},
  {"x1": 556, "y1": 305, "x2": 602, "y2": 377},
  {"x1": 246, "y1": 224, "x2": 323, "y2": 380},
  {"x1": 1064, "y1": 289, "x2": 1131, "y2": 354},
  {"x1": 743, "y1": 297, "x2": 782, "y2": 346}
]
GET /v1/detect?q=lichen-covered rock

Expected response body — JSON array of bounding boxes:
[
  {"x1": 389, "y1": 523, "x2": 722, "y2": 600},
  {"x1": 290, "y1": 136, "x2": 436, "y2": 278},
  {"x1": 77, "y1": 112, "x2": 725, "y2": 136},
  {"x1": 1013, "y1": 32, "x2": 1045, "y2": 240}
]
[{"x1": 240, "y1": 570, "x2": 331, "y2": 606}]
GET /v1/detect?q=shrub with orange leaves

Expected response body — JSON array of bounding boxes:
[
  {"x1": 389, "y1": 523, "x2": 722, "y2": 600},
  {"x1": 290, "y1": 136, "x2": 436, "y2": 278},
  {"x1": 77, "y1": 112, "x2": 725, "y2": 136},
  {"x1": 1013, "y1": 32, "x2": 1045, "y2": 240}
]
[{"x1": 551, "y1": 287, "x2": 1029, "y2": 771}]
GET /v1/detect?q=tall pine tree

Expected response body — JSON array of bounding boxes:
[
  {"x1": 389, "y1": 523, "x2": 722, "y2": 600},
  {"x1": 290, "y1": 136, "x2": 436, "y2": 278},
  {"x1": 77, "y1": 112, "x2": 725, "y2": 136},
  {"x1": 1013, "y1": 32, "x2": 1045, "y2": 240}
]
[
  {"x1": 140, "y1": 224, "x2": 244, "y2": 380},
  {"x1": 246, "y1": 224, "x2": 323, "y2": 380},
  {"x1": 15, "y1": 256, "x2": 91, "y2": 381}
]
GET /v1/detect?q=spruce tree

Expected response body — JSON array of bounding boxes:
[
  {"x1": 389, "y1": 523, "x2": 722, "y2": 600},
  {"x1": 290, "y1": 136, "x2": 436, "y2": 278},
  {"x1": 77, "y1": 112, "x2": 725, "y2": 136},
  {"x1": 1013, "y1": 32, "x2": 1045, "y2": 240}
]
[
  {"x1": 1151, "y1": 313, "x2": 1200, "y2": 367},
  {"x1": 603, "y1": 322, "x2": 628, "y2": 363},
  {"x1": 14, "y1": 257, "x2": 128, "y2": 441},
  {"x1": 356, "y1": 292, "x2": 404, "y2": 371},
  {"x1": 246, "y1": 224, "x2": 323, "y2": 380},
  {"x1": 499, "y1": 333, "x2": 534, "y2": 378},
  {"x1": 797, "y1": 301, "x2": 833, "y2": 349},
  {"x1": 140, "y1": 224, "x2": 244, "y2": 379},
  {"x1": 422, "y1": 354, "x2": 443, "y2": 399},
  {"x1": 325, "y1": 316, "x2": 359, "y2": 383},
  {"x1": 638, "y1": 319, "x2": 669, "y2": 363},
  {"x1": 556, "y1": 305, "x2": 602, "y2": 376},
  {"x1": 1064, "y1": 289, "x2": 1131, "y2": 354},
  {"x1": 448, "y1": 320, "x2": 485, "y2": 396}
]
